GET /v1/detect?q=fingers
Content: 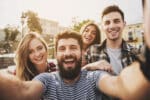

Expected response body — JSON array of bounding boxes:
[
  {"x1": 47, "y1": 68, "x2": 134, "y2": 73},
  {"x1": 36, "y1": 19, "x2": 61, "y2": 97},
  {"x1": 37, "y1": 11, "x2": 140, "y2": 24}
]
[
  {"x1": 82, "y1": 60, "x2": 114, "y2": 73},
  {"x1": 82, "y1": 63, "x2": 93, "y2": 70},
  {"x1": 98, "y1": 64, "x2": 113, "y2": 73}
]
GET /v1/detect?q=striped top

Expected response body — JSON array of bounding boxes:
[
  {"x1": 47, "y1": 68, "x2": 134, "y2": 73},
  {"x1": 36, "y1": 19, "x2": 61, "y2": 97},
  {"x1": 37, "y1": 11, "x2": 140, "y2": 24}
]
[{"x1": 34, "y1": 70, "x2": 107, "y2": 100}]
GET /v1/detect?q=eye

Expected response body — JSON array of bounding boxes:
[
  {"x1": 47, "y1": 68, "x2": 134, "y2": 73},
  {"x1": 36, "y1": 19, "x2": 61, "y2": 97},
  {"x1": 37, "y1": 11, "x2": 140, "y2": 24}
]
[
  {"x1": 29, "y1": 49, "x2": 34, "y2": 54},
  {"x1": 37, "y1": 46, "x2": 43, "y2": 51},
  {"x1": 84, "y1": 28, "x2": 89, "y2": 32},
  {"x1": 91, "y1": 31, "x2": 97, "y2": 35},
  {"x1": 58, "y1": 46, "x2": 65, "y2": 51},
  {"x1": 70, "y1": 45, "x2": 77, "y2": 50},
  {"x1": 104, "y1": 21, "x2": 110, "y2": 25},
  {"x1": 114, "y1": 19, "x2": 121, "y2": 24}
]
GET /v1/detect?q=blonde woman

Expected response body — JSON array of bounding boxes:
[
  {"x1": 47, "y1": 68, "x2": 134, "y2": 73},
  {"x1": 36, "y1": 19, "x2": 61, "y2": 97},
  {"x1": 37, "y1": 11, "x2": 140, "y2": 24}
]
[{"x1": 15, "y1": 32, "x2": 56, "y2": 81}]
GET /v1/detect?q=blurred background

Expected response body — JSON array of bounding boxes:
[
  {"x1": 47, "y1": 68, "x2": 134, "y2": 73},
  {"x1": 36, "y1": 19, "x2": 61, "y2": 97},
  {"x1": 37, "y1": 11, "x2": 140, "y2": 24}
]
[{"x1": 0, "y1": 0, "x2": 144, "y2": 69}]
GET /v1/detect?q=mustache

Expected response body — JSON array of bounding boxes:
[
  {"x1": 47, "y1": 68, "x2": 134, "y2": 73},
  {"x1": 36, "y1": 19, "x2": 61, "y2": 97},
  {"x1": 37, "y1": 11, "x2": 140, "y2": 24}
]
[
  {"x1": 64, "y1": 55, "x2": 75, "y2": 59},
  {"x1": 62, "y1": 54, "x2": 75, "y2": 61}
]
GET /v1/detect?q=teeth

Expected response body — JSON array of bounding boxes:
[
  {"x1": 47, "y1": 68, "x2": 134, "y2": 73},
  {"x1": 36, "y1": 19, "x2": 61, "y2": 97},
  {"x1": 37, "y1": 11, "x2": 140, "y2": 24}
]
[
  {"x1": 64, "y1": 59, "x2": 74, "y2": 62},
  {"x1": 85, "y1": 37, "x2": 91, "y2": 41},
  {"x1": 35, "y1": 56, "x2": 43, "y2": 61}
]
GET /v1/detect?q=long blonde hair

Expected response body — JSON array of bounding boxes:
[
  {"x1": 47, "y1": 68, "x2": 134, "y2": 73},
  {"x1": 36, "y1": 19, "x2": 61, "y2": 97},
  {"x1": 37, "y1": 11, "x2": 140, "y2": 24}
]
[{"x1": 15, "y1": 32, "x2": 48, "y2": 81}]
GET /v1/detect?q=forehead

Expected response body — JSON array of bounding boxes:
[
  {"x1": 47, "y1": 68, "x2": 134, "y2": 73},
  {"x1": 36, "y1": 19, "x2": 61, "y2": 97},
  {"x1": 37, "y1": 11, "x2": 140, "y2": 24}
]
[
  {"x1": 29, "y1": 38, "x2": 43, "y2": 48},
  {"x1": 102, "y1": 12, "x2": 122, "y2": 21},
  {"x1": 57, "y1": 38, "x2": 79, "y2": 47},
  {"x1": 85, "y1": 25, "x2": 96, "y2": 30}
]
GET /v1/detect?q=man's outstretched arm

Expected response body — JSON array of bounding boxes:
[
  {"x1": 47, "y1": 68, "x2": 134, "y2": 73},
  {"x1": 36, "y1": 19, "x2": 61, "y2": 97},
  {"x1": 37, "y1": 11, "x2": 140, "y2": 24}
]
[
  {"x1": 0, "y1": 72, "x2": 43, "y2": 100},
  {"x1": 98, "y1": 62, "x2": 150, "y2": 100}
]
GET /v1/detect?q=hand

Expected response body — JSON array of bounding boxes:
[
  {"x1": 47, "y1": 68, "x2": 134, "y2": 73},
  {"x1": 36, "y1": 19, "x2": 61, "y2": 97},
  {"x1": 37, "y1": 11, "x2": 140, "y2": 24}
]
[
  {"x1": 119, "y1": 62, "x2": 150, "y2": 99},
  {"x1": 82, "y1": 60, "x2": 114, "y2": 73}
]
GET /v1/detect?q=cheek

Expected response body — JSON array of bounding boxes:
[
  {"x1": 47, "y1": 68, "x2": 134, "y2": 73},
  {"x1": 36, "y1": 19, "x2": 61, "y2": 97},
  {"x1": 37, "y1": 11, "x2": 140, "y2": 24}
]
[
  {"x1": 92, "y1": 34, "x2": 96, "y2": 39},
  {"x1": 43, "y1": 50, "x2": 48, "y2": 56},
  {"x1": 29, "y1": 54, "x2": 34, "y2": 62},
  {"x1": 102, "y1": 25, "x2": 108, "y2": 30},
  {"x1": 44, "y1": 53, "x2": 47, "y2": 59},
  {"x1": 82, "y1": 33, "x2": 86, "y2": 39},
  {"x1": 41, "y1": 48, "x2": 47, "y2": 55},
  {"x1": 76, "y1": 52, "x2": 82, "y2": 59},
  {"x1": 56, "y1": 53, "x2": 63, "y2": 60}
]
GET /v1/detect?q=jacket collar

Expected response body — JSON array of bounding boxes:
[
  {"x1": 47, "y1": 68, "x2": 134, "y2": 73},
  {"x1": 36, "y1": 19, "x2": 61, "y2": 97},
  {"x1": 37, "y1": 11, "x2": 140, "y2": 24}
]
[{"x1": 101, "y1": 39, "x2": 132, "y2": 52}]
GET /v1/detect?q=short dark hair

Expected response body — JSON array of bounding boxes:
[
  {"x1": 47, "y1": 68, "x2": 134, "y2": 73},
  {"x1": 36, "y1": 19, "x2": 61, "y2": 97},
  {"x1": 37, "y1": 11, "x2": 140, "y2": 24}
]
[
  {"x1": 55, "y1": 31, "x2": 83, "y2": 52},
  {"x1": 101, "y1": 5, "x2": 124, "y2": 21}
]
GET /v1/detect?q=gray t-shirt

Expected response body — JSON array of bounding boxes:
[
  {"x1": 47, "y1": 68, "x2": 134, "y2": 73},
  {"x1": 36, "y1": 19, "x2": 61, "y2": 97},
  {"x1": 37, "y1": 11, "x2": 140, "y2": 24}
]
[
  {"x1": 107, "y1": 47, "x2": 122, "y2": 75},
  {"x1": 34, "y1": 70, "x2": 107, "y2": 100}
]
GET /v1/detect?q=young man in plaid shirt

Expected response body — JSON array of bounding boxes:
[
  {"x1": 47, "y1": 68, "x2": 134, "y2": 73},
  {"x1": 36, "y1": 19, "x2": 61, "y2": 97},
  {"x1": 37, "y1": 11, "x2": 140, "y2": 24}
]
[{"x1": 86, "y1": 5, "x2": 139, "y2": 75}]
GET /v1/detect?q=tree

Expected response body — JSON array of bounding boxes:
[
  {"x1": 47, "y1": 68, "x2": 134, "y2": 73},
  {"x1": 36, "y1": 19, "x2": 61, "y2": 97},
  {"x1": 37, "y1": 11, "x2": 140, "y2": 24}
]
[
  {"x1": 4, "y1": 26, "x2": 19, "y2": 42},
  {"x1": 22, "y1": 11, "x2": 42, "y2": 33},
  {"x1": 4, "y1": 27, "x2": 10, "y2": 41},
  {"x1": 3, "y1": 26, "x2": 20, "y2": 53},
  {"x1": 71, "y1": 19, "x2": 92, "y2": 32}
]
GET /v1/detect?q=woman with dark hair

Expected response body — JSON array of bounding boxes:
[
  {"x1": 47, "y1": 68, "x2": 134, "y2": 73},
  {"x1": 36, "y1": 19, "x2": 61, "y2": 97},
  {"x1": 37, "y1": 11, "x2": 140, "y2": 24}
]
[{"x1": 80, "y1": 22, "x2": 101, "y2": 66}]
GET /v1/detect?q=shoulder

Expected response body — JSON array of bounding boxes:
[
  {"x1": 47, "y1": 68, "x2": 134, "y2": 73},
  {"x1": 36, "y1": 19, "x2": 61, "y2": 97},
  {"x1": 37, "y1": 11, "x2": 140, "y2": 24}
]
[
  {"x1": 122, "y1": 40, "x2": 139, "y2": 54},
  {"x1": 33, "y1": 72, "x2": 51, "y2": 81},
  {"x1": 33, "y1": 72, "x2": 60, "y2": 86},
  {"x1": 82, "y1": 70, "x2": 108, "y2": 80},
  {"x1": 88, "y1": 44, "x2": 103, "y2": 54}
]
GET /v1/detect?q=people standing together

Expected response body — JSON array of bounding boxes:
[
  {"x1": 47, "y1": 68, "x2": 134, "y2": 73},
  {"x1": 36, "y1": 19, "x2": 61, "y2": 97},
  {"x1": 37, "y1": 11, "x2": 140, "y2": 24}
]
[{"x1": 0, "y1": 0, "x2": 150, "y2": 100}]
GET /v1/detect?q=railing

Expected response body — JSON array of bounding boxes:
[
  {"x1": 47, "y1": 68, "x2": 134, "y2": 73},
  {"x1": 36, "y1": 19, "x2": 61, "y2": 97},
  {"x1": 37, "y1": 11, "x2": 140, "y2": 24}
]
[{"x1": 0, "y1": 53, "x2": 15, "y2": 69}]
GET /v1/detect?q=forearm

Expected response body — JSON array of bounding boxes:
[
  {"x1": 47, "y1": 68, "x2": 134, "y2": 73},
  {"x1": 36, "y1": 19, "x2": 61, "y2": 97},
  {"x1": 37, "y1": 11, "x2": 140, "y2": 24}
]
[
  {"x1": 99, "y1": 74, "x2": 125, "y2": 98},
  {"x1": 118, "y1": 62, "x2": 150, "y2": 100},
  {"x1": 0, "y1": 72, "x2": 42, "y2": 100},
  {"x1": 0, "y1": 72, "x2": 23, "y2": 100},
  {"x1": 98, "y1": 64, "x2": 150, "y2": 100}
]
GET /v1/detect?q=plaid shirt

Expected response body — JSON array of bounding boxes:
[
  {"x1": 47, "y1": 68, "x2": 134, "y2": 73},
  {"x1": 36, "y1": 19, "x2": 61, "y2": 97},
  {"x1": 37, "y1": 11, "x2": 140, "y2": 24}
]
[{"x1": 85, "y1": 39, "x2": 138, "y2": 68}]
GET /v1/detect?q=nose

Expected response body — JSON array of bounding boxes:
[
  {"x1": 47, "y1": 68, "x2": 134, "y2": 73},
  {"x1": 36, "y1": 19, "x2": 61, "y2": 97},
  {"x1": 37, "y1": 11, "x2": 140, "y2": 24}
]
[
  {"x1": 109, "y1": 22, "x2": 116, "y2": 29},
  {"x1": 34, "y1": 50, "x2": 40, "y2": 57},
  {"x1": 64, "y1": 48, "x2": 72, "y2": 56},
  {"x1": 86, "y1": 31, "x2": 92, "y2": 36}
]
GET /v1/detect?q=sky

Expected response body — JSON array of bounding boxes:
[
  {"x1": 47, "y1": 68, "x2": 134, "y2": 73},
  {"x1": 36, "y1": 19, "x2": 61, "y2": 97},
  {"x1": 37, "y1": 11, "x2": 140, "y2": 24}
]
[{"x1": 0, "y1": 0, "x2": 143, "y2": 28}]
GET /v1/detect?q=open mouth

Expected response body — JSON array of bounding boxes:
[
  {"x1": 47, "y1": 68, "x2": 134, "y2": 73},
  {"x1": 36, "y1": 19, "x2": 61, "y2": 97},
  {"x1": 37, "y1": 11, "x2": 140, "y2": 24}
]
[
  {"x1": 85, "y1": 36, "x2": 92, "y2": 41},
  {"x1": 35, "y1": 55, "x2": 44, "y2": 62},
  {"x1": 63, "y1": 58, "x2": 75, "y2": 68}
]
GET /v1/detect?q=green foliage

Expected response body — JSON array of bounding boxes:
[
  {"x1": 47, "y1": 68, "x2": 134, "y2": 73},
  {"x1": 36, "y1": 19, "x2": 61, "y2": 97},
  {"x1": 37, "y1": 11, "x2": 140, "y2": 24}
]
[
  {"x1": 2, "y1": 26, "x2": 20, "y2": 53},
  {"x1": 22, "y1": 11, "x2": 42, "y2": 33},
  {"x1": 4, "y1": 28, "x2": 9, "y2": 41},
  {"x1": 4, "y1": 27, "x2": 20, "y2": 41},
  {"x1": 71, "y1": 19, "x2": 92, "y2": 32}
]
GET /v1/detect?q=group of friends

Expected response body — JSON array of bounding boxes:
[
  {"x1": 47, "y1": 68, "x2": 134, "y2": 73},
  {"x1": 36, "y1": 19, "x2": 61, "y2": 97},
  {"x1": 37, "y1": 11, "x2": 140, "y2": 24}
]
[{"x1": 0, "y1": 0, "x2": 150, "y2": 100}]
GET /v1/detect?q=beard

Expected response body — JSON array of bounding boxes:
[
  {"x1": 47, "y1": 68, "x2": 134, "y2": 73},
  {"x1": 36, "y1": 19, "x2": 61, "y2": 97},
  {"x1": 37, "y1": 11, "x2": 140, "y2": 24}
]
[{"x1": 57, "y1": 54, "x2": 81, "y2": 80}]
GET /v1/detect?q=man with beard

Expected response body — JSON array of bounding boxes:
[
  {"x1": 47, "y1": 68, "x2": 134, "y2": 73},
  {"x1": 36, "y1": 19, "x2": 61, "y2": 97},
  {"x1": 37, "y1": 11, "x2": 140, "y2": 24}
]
[
  {"x1": 86, "y1": 5, "x2": 138, "y2": 75},
  {"x1": 0, "y1": 31, "x2": 108, "y2": 100}
]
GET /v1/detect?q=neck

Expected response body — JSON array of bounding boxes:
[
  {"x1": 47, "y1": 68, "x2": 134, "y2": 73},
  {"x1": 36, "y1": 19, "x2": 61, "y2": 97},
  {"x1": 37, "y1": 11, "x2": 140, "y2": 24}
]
[
  {"x1": 36, "y1": 62, "x2": 48, "y2": 73},
  {"x1": 83, "y1": 44, "x2": 89, "y2": 51},
  {"x1": 106, "y1": 38, "x2": 122, "y2": 49},
  {"x1": 63, "y1": 74, "x2": 80, "y2": 84}
]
